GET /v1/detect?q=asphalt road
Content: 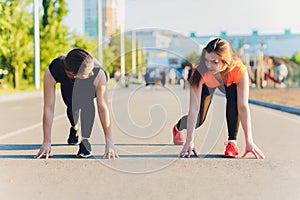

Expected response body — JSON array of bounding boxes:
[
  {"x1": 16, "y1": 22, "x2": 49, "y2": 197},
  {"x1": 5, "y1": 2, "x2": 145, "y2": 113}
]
[{"x1": 0, "y1": 85, "x2": 299, "y2": 200}]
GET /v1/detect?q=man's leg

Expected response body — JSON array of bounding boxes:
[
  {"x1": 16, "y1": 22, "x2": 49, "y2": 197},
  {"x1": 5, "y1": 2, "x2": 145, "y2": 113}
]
[
  {"x1": 66, "y1": 107, "x2": 79, "y2": 144},
  {"x1": 80, "y1": 102, "x2": 95, "y2": 139},
  {"x1": 76, "y1": 101, "x2": 95, "y2": 158}
]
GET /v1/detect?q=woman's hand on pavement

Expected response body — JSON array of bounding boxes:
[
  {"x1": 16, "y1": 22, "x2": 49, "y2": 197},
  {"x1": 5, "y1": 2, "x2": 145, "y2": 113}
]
[
  {"x1": 242, "y1": 141, "x2": 265, "y2": 159},
  {"x1": 179, "y1": 141, "x2": 198, "y2": 158}
]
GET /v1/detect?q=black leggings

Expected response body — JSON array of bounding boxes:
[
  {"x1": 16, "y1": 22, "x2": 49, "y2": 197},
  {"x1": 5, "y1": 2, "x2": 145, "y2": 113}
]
[
  {"x1": 67, "y1": 101, "x2": 95, "y2": 138},
  {"x1": 176, "y1": 84, "x2": 240, "y2": 140}
]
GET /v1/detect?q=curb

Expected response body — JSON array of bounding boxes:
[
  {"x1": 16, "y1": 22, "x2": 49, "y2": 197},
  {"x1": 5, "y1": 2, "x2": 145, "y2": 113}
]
[
  {"x1": 214, "y1": 92, "x2": 300, "y2": 116},
  {"x1": 249, "y1": 99, "x2": 300, "y2": 116}
]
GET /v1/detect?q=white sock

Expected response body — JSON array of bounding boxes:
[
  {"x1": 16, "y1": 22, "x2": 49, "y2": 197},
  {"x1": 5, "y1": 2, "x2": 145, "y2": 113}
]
[
  {"x1": 72, "y1": 125, "x2": 78, "y2": 131},
  {"x1": 81, "y1": 137, "x2": 89, "y2": 141},
  {"x1": 228, "y1": 140, "x2": 237, "y2": 145}
]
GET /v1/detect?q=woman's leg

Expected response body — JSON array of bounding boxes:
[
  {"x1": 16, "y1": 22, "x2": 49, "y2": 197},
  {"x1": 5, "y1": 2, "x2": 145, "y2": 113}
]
[
  {"x1": 176, "y1": 85, "x2": 215, "y2": 131},
  {"x1": 225, "y1": 84, "x2": 240, "y2": 140}
]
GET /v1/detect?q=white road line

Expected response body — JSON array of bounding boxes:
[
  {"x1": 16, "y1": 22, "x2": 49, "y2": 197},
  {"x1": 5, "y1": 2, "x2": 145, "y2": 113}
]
[{"x1": 0, "y1": 114, "x2": 65, "y2": 141}]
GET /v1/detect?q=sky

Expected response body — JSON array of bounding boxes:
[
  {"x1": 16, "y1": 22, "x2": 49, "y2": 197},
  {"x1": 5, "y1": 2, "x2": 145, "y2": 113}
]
[{"x1": 63, "y1": 0, "x2": 300, "y2": 36}]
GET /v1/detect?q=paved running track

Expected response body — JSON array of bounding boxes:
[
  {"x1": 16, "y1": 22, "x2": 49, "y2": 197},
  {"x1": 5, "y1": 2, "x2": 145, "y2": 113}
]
[{"x1": 0, "y1": 85, "x2": 299, "y2": 200}]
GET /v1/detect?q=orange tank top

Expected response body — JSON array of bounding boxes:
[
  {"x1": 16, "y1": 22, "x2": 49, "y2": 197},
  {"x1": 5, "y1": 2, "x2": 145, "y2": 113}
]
[{"x1": 201, "y1": 60, "x2": 246, "y2": 88}]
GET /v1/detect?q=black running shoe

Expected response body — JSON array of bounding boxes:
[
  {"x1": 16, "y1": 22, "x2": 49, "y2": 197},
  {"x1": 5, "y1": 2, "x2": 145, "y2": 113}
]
[
  {"x1": 67, "y1": 127, "x2": 79, "y2": 145},
  {"x1": 76, "y1": 139, "x2": 92, "y2": 158}
]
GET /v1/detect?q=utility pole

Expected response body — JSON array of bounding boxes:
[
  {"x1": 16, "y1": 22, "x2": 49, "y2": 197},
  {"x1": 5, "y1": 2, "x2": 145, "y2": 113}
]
[
  {"x1": 34, "y1": 0, "x2": 40, "y2": 89},
  {"x1": 98, "y1": 0, "x2": 103, "y2": 66},
  {"x1": 132, "y1": 30, "x2": 136, "y2": 76},
  {"x1": 120, "y1": 0, "x2": 125, "y2": 76}
]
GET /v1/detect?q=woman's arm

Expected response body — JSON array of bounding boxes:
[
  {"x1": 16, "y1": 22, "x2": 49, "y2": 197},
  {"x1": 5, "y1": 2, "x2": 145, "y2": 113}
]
[
  {"x1": 236, "y1": 73, "x2": 252, "y2": 142},
  {"x1": 180, "y1": 82, "x2": 203, "y2": 157},
  {"x1": 94, "y1": 70, "x2": 118, "y2": 159},
  {"x1": 35, "y1": 69, "x2": 56, "y2": 159},
  {"x1": 237, "y1": 72, "x2": 265, "y2": 158}
]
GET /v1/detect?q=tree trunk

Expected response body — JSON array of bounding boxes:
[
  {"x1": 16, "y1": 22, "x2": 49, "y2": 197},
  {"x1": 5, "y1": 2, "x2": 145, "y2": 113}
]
[{"x1": 14, "y1": 65, "x2": 19, "y2": 89}]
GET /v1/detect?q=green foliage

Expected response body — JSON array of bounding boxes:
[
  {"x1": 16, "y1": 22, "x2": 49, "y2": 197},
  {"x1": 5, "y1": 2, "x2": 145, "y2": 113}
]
[
  {"x1": 40, "y1": 0, "x2": 72, "y2": 74},
  {"x1": 291, "y1": 52, "x2": 300, "y2": 65},
  {"x1": 0, "y1": 1, "x2": 147, "y2": 90},
  {"x1": 102, "y1": 45, "x2": 116, "y2": 75},
  {"x1": 0, "y1": 0, "x2": 71, "y2": 89},
  {"x1": 102, "y1": 30, "x2": 145, "y2": 75},
  {"x1": 0, "y1": 0, "x2": 34, "y2": 89},
  {"x1": 181, "y1": 51, "x2": 199, "y2": 68},
  {"x1": 42, "y1": 0, "x2": 67, "y2": 27},
  {"x1": 71, "y1": 32, "x2": 97, "y2": 52}
]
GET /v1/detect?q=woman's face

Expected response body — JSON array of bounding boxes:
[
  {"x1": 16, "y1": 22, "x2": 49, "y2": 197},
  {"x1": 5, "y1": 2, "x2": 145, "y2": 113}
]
[{"x1": 204, "y1": 52, "x2": 227, "y2": 74}]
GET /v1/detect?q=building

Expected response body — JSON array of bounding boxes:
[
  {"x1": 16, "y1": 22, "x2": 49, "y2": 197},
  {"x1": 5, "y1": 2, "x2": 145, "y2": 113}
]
[
  {"x1": 84, "y1": 0, "x2": 119, "y2": 40},
  {"x1": 125, "y1": 29, "x2": 300, "y2": 71},
  {"x1": 196, "y1": 29, "x2": 300, "y2": 58},
  {"x1": 104, "y1": 0, "x2": 118, "y2": 37},
  {"x1": 84, "y1": 0, "x2": 98, "y2": 39},
  {"x1": 126, "y1": 29, "x2": 201, "y2": 70}
]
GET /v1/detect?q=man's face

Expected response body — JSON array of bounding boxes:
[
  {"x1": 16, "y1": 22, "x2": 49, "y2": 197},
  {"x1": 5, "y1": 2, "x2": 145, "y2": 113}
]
[{"x1": 65, "y1": 62, "x2": 94, "y2": 79}]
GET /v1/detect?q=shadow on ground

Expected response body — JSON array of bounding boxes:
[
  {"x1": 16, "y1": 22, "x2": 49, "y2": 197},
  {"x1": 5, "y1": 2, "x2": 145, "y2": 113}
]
[{"x1": 0, "y1": 143, "x2": 234, "y2": 159}]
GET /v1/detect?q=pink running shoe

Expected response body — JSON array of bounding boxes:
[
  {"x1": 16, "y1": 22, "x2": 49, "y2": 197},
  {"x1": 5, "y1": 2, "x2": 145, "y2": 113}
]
[
  {"x1": 172, "y1": 125, "x2": 184, "y2": 145},
  {"x1": 224, "y1": 141, "x2": 239, "y2": 158}
]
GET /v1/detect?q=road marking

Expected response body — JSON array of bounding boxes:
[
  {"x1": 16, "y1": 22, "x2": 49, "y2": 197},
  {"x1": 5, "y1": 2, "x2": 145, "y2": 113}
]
[{"x1": 0, "y1": 114, "x2": 65, "y2": 141}]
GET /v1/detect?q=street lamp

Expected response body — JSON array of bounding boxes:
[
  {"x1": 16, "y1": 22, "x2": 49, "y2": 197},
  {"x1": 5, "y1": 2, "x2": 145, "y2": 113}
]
[
  {"x1": 98, "y1": 0, "x2": 103, "y2": 66},
  {"x1": 34, "y1": 0, "x2": 40, "y2": 89},
  {"x1": 120, "y1": 0, "x2": 125, "y2": 77}
]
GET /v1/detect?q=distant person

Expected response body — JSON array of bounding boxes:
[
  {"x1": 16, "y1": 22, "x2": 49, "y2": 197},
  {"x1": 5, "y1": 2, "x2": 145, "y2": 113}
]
[
  {"x1": 124, "y1": 72, "x2": 130, "y2": 87},
  {"x1": 277, "y1": 63, "x2": 288, "y2": 83},
  {"x1": 114, "y1": 68, "x2": 121, "y2": 83},
  {"x1": 172, "y1": 38, "x2": 265, "y2": 159},
  {"x1": 35, "y1": 48, "x2": 118, "y2": 159},
  {"x1": 153, "y1": 68, "x2": 162, "y2": 85},
  {"x1": 160, "y1": 70, "x2": 166, "y2": 87},
  {"x1": 168, "y1": 68, "x2": 176, "y2": 85},
  {"x1": 182, "y1": 65, "x2": 190, "y2": 90},
  {"x1": 144, "y1": 69, "x2": 150, "y2": 86}
]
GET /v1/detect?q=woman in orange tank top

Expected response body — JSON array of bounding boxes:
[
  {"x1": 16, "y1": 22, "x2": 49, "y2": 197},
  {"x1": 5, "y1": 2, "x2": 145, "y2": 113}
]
[{"x1": 173, "y1": 38, "x2": 265, "y2": 159}]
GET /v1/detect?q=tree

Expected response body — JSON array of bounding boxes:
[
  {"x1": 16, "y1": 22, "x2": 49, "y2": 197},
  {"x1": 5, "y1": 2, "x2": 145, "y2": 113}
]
[
  {"x1": 0, "y1": 0, "x2": 33, "y2": 89},
  {"x1": 291, "y1": 52, "x2": 300, "y2": 65},
  {"x1": 106, "y1": 30, "x2": 146, "y2": 76},
  {"x1": 40, "y1": 0, "x2": 72, "y2": 75},
  {"x1": 181, "y1": 51, "x2": 199, "y2": 68},
  {"x1": 42, "y1": 0, "x2": 67, "y2": 28}
]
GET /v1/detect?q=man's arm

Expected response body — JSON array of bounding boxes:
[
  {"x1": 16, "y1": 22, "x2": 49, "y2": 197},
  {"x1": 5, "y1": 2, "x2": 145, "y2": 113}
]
[
  {"x1": 35, "y1": 69, "x2": 56, "y2": 159},
  {"x1": 94, "y1": 70, "x2": 118, "y2": 159}
]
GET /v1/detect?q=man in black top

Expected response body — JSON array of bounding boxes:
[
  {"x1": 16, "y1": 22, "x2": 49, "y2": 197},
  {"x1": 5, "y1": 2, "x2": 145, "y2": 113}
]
[{"x1": 35, "y1": 48, "x2": 118, "y2": 159}]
